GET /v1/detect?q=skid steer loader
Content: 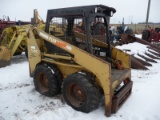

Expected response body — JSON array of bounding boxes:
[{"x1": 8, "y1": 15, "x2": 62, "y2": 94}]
[{"x1": 26, "y1": 5, "x2": 133, "y2": 117}]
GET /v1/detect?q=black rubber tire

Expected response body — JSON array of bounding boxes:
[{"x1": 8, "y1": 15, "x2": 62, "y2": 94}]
[
  {"x1": 142, "y1": 30, "x2": 149, "y2": 41},
  {"x1": 50, "y1": 64, "x2": 62, "y2": 92},
  {"x1": 34, "y1": 64, "x2": 62, "y2": 97},
  {"x1": 62, "y1": 73, "x2": 100, "y2": 113},
  {"x1": 93, "y1": 23, "x2": 106, "y2": 35}
]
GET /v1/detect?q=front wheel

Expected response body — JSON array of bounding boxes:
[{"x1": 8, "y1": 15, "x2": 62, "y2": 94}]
[
  {"x1": 34, "y1": 64, "x2": 62, "y2": 96},
  {"x1": 62, "y1": 73, "x2": 100, "y2": 113}
]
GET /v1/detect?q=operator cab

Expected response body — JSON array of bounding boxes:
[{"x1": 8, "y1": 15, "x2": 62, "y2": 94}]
[{"x1": 45, "y1": 5, "x2": 116, "y2": 61}]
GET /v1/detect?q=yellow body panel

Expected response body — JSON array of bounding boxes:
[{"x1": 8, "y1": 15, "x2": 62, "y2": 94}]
[{"x1": 27, "y1": 27, "x2": 131, "y2": 116}]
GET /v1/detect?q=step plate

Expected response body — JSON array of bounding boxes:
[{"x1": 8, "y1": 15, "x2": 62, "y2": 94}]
[{"x1": 112, "y1": 81, "x2": 133, "y2": 113}]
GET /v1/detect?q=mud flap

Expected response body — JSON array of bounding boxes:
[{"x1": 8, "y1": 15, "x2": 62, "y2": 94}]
[{"x1": 112, "y1": 81, "x2": 133, "y2": 113}]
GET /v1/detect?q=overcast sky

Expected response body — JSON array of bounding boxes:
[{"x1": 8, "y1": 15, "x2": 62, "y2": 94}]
[{"x1": 0, "y1": 0, "x2": 159, "y2": 24}]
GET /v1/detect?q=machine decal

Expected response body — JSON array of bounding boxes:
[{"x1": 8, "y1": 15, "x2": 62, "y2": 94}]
[
  {"x1": 40, "y1": 31, "x2": 72, "y2": 51},
  {"x1": 31, "y1": 46, "x2": 38, "y2": 53}
]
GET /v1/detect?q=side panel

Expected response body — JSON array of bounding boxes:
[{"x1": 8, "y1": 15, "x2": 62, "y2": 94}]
[
  {"x1": 27, "y1": 27, "x2": 113, "y2": 116},
  {"x1": 27, "y1": 28, "x2": 41, "y2": 77},
  {"x1": 112, "y1": 47, "x2": 131, "y2": 69}
]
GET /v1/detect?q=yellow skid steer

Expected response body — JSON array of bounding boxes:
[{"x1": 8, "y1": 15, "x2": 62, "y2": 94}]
[{"x1": 26, "y1": 5, "x2": 133, "y2": 117}]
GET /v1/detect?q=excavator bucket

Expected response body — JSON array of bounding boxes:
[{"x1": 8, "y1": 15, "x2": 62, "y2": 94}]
[
  {"x1": 0, "y1": 46, "x2": 11, "y2": 67},
  {"x1": 114, "y1": 34, "x2": 160, "y2": 70}
]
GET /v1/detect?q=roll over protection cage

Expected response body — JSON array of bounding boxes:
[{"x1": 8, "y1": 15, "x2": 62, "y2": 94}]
[{"x1": 45, "y1": 5, "x2": 116, "y2": 60}]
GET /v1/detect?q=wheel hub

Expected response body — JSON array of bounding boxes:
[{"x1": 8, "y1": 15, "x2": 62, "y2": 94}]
[
  {"x1": 66, "y1": 83, "x2": 86, "y2": 107},
  {"x1": 37, "y1": 72, "x2": 49, "y2": 93}
]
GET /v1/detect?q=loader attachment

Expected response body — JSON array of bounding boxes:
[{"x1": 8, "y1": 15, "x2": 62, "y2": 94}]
[{"x1": 114, "y1": 34, "x2": 160, "y2": 70}]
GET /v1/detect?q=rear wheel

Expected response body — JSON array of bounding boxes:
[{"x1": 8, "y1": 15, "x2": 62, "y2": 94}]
[
  {"x1": 34, "y1": 64, "x2": 62, "y2": 96},
  {"x1": 142, "y1": 30, "x2": 150, "y2": 41},
  {"x1": 62, "y1": 73, "x2": 100, "y2": 113}
]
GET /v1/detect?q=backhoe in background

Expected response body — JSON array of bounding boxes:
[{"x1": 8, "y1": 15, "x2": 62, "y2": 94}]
[
  {"x1": 0, "y1": 9, "x2": 45, "y2": 67},
  {"x1": 26, "y1": 5, "x2": 133, "y2": 117},
  {"x1": 0, "y1": 25, "x2": 28, "y2": 67}
]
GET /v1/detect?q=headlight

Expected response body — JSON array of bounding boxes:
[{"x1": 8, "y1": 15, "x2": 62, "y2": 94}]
[
  {"x1": 95, "y1": 7, "x2": 97, "y2": 13},
  {"x1": 110, "y1": 11, "x2": 114, "y2": 17}
]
